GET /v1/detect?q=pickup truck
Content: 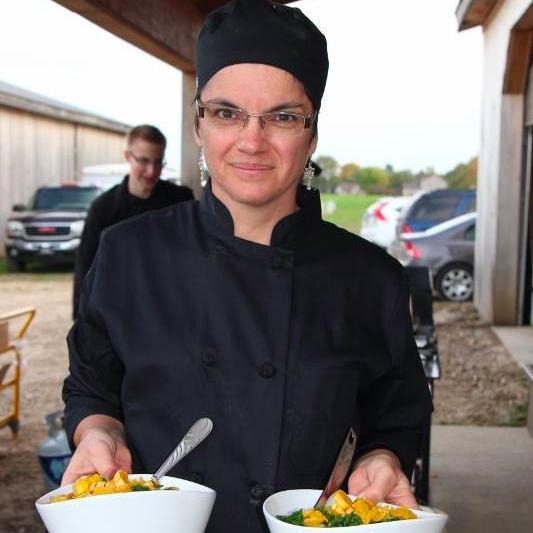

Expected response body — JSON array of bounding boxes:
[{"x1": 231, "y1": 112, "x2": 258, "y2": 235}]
[{"x1": 4, "y1": 184, "x2": 101, "y2": 271}]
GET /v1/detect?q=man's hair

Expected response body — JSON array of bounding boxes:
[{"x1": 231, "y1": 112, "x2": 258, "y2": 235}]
[{"x1": 127, "y1": 125, "x2": 167, "y2": 149}]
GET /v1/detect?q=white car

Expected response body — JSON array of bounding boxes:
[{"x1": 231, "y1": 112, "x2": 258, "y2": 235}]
[{"x1": 360, "y1": 196, "x2": 413, "y2": 249}]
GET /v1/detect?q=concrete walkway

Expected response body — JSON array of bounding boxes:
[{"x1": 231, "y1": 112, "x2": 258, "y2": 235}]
[
  {"x1": 430, "y1": 425, "x2": 533, "y2": 532},
  {"x1": 493, "y1": 326, "x2": 533, "y2": 367},
  {"x1": 428, "y1": 326, "x2": 533, "y2": 532}
]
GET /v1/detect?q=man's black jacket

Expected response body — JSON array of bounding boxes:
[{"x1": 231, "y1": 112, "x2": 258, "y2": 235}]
[{"x1": 72, "y1": 176, "x2": 194, "y2": 317}]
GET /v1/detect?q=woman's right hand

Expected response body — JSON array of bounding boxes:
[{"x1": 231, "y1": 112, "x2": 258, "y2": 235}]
[{"x1": 61, "y1": 420, "x2": 132, "y2": 486}]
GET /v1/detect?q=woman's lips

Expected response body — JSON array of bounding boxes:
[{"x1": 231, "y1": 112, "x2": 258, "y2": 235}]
[{"x1": 230, "y1": 163, "x2": 274, "y2": 172}]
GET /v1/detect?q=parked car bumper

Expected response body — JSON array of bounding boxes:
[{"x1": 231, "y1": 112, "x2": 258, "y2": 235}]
[{"x1": 5, "y1": 237, "x2": 80, "y2": 263}]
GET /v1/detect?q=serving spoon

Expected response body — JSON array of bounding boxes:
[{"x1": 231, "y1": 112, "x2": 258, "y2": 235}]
[{"x1": 152, "y1": 417, "x2": 213, "y2": 483}]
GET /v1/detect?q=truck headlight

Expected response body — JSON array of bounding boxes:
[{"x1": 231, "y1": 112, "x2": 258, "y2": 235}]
[
  {"x1": 7, "y1": 221, "x2": 24, "y2": 238},
  {"x1": 70, "y1": 220, "x2": 85, "y2": 237}
]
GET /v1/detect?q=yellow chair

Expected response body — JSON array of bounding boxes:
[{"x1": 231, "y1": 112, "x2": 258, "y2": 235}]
[{"x1": 0, "y1": 307, "x2": 36, "y2": 437}]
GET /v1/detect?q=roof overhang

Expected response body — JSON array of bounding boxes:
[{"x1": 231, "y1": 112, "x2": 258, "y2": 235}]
[
  {"x1": 52, "y1": 0, "x2": 295, "y2": 73},
  {"x1": 0, "y1": 85, "x2": 130, "y2": 133},
  {"x1": 456, "y1": 0, "x2": 500, "y2": 31}
]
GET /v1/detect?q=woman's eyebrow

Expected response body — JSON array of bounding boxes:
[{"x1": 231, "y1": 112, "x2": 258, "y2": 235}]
[
  {"x1": 204, "y1": 98, "x2": 241, "y2": 108},
  {"x1": 265, "y1": 102, "x2": 306, "y2": 113},
  {"x1": 204, "y1": 98, "x2": 306, "y2": 113}
]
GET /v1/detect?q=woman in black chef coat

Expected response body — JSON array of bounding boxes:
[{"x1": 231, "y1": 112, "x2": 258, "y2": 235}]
[{"x1": 62, "y1": 1, "x2": 432, "y2": 532}]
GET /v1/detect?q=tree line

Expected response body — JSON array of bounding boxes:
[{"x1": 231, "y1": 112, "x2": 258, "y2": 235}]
[{"x1": 314, "y1": 156, "x2": 478, "y2": 194}]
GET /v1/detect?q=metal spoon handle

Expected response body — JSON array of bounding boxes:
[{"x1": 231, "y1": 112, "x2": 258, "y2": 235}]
[{"x1": 153, "y1": 417, "x2": 213, "y2": 481}]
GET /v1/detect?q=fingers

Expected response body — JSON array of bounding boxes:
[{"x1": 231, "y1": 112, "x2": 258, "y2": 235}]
[
  {"x1": 60, "y1": 428, "x2": 130, "y2": 486},
  {"x1": 115, "y1": 443, "x2": 133, "y2": 473},
  {"x1": 356, "y1": 465, "x2": 396, "y2": 503},
  {"x1": 383, "y1": 475, "x2": 419, "y2": 509},
  {"x1": 347, "y1": 468, "x2": 370, "y2": 496},
  {"x1": 348, "y1": 451, "x2": 418, "y2": 510},
  {"x1": 61, "y1": 459, "x2": 95, "y2": 486}
]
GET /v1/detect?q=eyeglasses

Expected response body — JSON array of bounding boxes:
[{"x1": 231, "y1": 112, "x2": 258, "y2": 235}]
[
  {"x1": 196, "y1": 100, "x2": 316, "y2": 135},
  {"x1": 127, "y1": 151, "x2": 166, "y2": 169}
]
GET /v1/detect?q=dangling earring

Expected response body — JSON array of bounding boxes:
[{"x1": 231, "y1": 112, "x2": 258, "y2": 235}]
[
  {"x1": 303, "y1": 158, "x2": 315, "y2": 190},
  {"x1": 198, "y1": 148, "x2": 209, "y2": 187}
]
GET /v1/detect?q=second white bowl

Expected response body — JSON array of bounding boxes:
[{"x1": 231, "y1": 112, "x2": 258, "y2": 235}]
[{"x1": 263, "y1": 489, "x2": 448, "y2": 532}]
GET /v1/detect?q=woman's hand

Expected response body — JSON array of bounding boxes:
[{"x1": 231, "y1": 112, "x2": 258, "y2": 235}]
[
  {"x1": 61, "y1": 416, "x2": 131, "y2": 486},
  {"x1": 347, "y1": 449, "x2": 418, "y2": 509}
]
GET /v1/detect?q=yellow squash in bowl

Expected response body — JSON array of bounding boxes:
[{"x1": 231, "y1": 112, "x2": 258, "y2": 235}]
[
  {"x1": 50, "y1": 470, "x2": 174, "y2": 503},
  {"x1": 277, "y1": 490, "x2": 416, "y2": 527}
]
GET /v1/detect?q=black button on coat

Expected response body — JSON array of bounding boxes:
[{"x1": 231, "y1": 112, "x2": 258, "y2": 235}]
[{"x1": 63, "y1": 181, "x2": 432, "y2": 533}]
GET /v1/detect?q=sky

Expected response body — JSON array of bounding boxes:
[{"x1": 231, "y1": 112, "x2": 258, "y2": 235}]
[{"x1": 0, "y1": 0, "x2": 483, "y2": 175}]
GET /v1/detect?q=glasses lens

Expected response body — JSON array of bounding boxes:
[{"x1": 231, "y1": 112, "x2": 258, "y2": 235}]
[
  {"x1": 204, "y1": 104, "x2": 246, "y2": 127},
  {"x1": 264, "y1": 112, "x2": 305, "y2": 131}
]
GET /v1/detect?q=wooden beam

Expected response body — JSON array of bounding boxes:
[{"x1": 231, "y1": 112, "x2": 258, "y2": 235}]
[
  {"x1": 53, "y1": 0, "x2": 204, "y2": 72},
  {"x1": 456, "y1": 0, "x2": 499, "y2": 31},
  {"x1": 503, "y1": 19, "x2": 533, "y2": 94}
]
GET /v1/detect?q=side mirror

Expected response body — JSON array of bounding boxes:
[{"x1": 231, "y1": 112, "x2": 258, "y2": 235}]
[{"x1": 12, "y1": 204, "x2": 27, "y2": 212}]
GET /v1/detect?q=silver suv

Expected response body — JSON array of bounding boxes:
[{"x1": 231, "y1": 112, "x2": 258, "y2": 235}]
[{"x1": 4, "y1": 185, "x2": 101, "y2": 271}]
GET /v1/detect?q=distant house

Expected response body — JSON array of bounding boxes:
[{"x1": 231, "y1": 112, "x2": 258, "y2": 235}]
[
  {"x1": 402, "y1": 174, "x2": 448, "y2": 196},
  {"x1": 335, "y1": 182, "x2": 362, "y2": 195},
  {"x1": 0, "y1": 80, "x2": 130, "y2": 252}
]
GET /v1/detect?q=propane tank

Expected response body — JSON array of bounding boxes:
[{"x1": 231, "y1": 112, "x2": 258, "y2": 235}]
[{"x1": 37, "y1": 410, "x2": 72, "y2": 490}]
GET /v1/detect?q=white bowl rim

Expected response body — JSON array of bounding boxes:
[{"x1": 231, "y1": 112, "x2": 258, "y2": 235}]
[
  {"x1": 263, "y1": 489, "x2": 448, "y2": 525},
  {"x1": 36, "y1": 474, "x2": 216, "y2": 507}
]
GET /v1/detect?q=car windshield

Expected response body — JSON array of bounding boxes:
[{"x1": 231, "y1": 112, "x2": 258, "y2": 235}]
[
  {"x1": 408, "y1": 194, "x2": 460, "y2": 222},
  {"x1": 32, "y1": 187, "x2": 100, "y2": 211}
]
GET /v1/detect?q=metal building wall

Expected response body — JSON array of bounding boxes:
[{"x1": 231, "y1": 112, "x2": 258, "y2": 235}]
[{"x1": 0, "y1": 107, "x2": 125, "y2": 255}]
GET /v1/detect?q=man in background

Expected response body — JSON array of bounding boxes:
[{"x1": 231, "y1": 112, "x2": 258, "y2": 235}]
[{"x1": 73, "y1": 124, "x2": 194, "y2": 318}]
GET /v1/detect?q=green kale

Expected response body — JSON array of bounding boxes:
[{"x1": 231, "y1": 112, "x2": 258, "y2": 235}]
[
  {"x1": 131, "y1": 484, "x2": 150, "y2": 491},
  {"x1": 382, "y1": 516, "x2": 401, "y2": 522},
  {"x1": 277, "y1": 509, "x2": 304, "y2": 526},
  {"x1": 314, "y1": 507, "x2": 362, "y2": 527}
]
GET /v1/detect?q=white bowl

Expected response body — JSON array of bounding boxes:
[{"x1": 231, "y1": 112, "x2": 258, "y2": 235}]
[
  {"x1": 263, "y1": 489, "x2": 448, "y2": 532},
  {"x1": 36, "y1": 474, "x2": 216, "y2": 533}
]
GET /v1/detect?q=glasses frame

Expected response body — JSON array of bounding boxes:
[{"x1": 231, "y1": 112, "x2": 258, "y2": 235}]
[
  {"x1": 127, "y1": 150, "x2": 166, "y2": 169},
  {"x1": 195, "y1": 100, "x2": 316, "y2": 133}
]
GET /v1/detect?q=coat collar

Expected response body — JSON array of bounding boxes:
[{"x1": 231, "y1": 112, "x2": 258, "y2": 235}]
[{"x1": 199, "y1": 179, "x2": 322, "y2": 248}]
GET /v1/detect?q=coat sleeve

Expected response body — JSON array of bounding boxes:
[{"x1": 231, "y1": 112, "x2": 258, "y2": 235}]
[
  {"x1": 354, "y1": 270, "x2": 433, "y2": 477},
  {"x1": 64, "y1": 232, "x2": 125, "y2": 450},
  {"x1": 72, "y1": 201, "x2": 105, "y2": 320}
]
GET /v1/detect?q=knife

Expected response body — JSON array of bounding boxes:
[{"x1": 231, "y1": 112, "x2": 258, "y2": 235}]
[{"x1": 314, "y1": 427, "x2": 357, "y2": 508}]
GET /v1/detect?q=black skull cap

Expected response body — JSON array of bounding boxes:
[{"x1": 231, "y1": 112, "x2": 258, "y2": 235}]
[{"x1": 196, "y1": 0, "x2": 329, "y2": 109}]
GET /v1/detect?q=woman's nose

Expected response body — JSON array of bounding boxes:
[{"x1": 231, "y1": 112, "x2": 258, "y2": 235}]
[{"x1": 236, "y1": 115, "x2": 268, "y2": 152}]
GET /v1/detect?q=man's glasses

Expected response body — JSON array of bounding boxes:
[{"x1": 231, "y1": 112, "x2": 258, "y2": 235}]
[
  {"x1": 196, "y1": 100, "x2": 315, "y2": 135},
  {"x1": 127, "y1": 151, "x2": 166, "y2": 169}
]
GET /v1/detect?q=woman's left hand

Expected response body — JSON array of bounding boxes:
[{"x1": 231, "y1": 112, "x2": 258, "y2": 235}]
[{"x1": 347, "y1": 449, "x2": 418, "y2": 509}]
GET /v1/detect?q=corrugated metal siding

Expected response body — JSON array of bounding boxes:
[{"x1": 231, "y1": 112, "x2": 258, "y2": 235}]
[
  {"x1": 0, "y1": 107, "x2": 125, "y2": 255},
  {"x1": 76, "y1": 125, "x2": 125, "y2": 173},
  {"x1": 526, "y1": 59, "x2": 533, "y2": 126}
]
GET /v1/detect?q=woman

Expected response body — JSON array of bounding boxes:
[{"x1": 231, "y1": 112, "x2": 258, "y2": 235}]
[{"x1": 62, "y1": 1, "x2": 432, "y2": 532}]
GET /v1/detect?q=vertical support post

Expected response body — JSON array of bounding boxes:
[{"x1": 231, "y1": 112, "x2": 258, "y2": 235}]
[{"x1": 181, "y1": 72, "x2": 201, "y2": 197}]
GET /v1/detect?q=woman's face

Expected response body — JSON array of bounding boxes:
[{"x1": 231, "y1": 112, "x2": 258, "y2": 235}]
[{"x1": 194, "y1": 63, "x2": 317, "y2": 209}]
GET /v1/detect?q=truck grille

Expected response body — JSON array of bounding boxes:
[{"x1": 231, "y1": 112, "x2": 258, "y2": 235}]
[{"x1": 24, "y1": 224, "x2": 72, "y2": 240}]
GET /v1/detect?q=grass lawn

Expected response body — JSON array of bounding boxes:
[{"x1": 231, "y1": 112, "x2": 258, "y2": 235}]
[{"x1": 321, "y1": 194, "x2": 380, "y2": 234}]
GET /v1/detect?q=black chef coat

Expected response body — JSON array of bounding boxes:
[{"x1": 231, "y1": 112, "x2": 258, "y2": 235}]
[
  {"x1": 72, "y1": 175, "x2": 194, "y2": 318},
  {"x1": 64, "y1": 180, "x2": 432, "y2": 533}
]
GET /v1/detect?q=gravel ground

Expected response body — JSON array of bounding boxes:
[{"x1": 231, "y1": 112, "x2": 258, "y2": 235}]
[{"x1": 0, "y1": 275, "x2": 528, "y2": 533}]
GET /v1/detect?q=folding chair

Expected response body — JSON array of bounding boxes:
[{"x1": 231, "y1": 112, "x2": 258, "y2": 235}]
[
  {"x1": 405, "y1": 266, "x2": 441, "y2": 506},
  {"x1": 0, "y1": 307, "x2": 36, "y2": 437}
]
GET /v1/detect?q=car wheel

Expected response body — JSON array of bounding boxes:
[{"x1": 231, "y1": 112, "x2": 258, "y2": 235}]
[
  {"x1": 6, "y1": 256, "x2": 26, "y2": 272},
  {"x1": 435, "y1": 263, "x2": 474, "y2": 301}
]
